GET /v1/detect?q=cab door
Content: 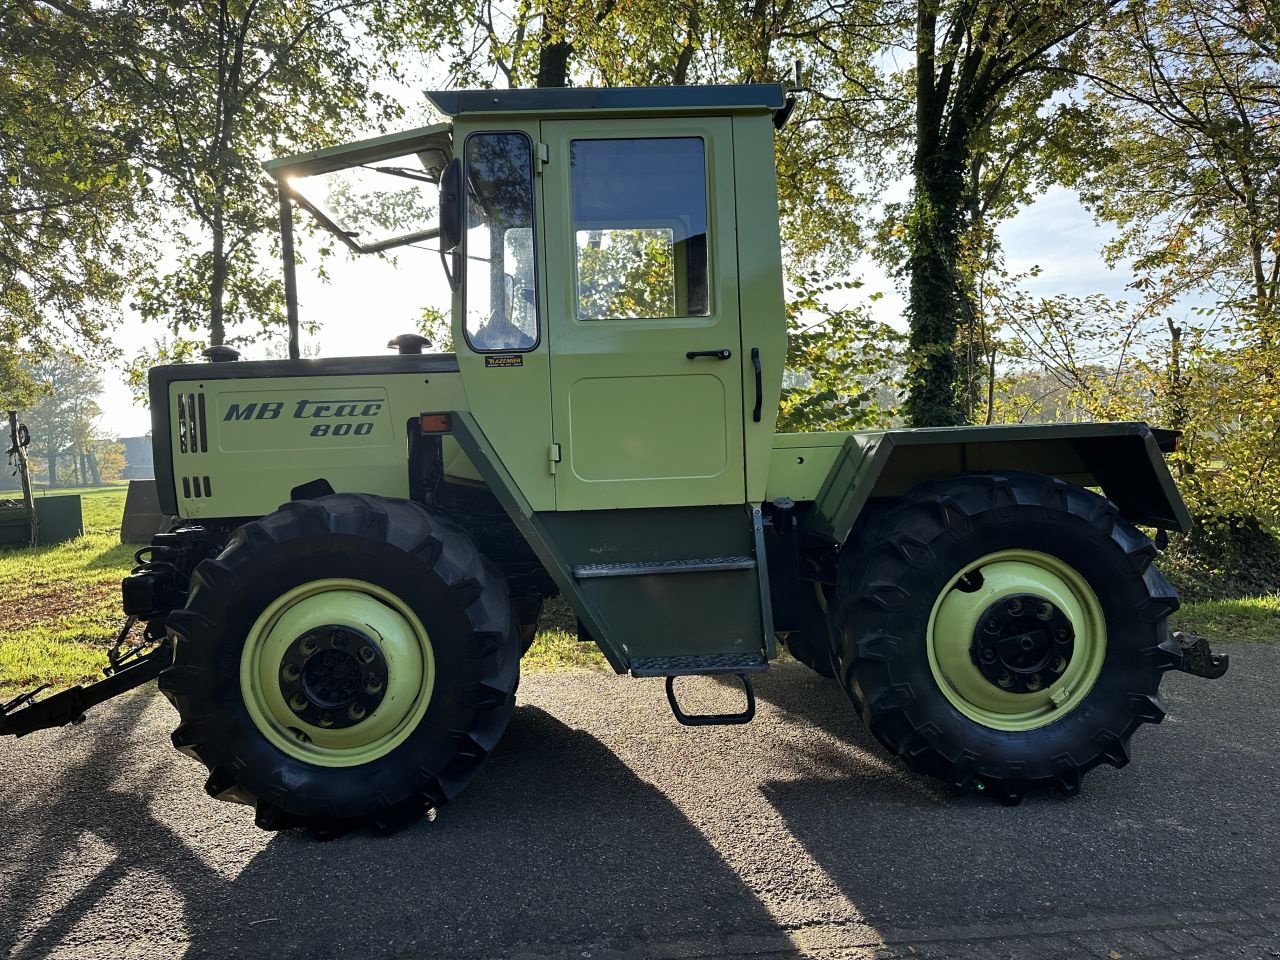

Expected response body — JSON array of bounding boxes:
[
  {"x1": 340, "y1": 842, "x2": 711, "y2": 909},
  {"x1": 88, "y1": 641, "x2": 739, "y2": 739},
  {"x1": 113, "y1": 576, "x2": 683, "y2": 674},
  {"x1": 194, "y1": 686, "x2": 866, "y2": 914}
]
[{"x1": 541, "y1": 118, "x2": 746, "y2": 510}]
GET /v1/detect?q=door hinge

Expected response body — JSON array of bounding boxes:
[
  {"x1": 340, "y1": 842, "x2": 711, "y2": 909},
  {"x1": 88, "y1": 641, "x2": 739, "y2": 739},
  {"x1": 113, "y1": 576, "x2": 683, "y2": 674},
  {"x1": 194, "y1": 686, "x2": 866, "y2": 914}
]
[
  {"x1": 536, "y1": 142, "x2": 550, "y2": 174},
  {"x1": 549, "y1": 442, "x2": 561, "y2": 474}
]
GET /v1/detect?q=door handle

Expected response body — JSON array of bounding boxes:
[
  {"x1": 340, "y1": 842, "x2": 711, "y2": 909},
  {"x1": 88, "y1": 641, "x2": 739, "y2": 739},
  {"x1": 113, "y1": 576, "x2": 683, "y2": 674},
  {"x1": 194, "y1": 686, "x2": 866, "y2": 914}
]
[
  {"x1": 686, "y1": 349, "x2": 732, "y2": 360},
  {"x1": 751, "y1": 348, "x2": 763, "y2": 422}
]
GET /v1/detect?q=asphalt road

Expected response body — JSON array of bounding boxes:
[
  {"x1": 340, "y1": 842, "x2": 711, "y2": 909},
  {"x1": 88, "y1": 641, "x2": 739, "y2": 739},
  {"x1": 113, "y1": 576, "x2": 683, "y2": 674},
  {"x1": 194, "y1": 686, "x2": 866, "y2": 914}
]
[{"x1": 1, "y1": 645, "x2": 1276, "y2": 960}]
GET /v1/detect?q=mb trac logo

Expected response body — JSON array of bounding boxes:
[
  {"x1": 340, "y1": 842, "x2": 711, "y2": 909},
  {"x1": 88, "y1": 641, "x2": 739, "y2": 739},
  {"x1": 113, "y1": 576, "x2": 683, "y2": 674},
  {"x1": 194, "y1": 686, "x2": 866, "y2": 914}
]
[{"x1": 223, "y1": 399, "x2": 382, "y2": 438}]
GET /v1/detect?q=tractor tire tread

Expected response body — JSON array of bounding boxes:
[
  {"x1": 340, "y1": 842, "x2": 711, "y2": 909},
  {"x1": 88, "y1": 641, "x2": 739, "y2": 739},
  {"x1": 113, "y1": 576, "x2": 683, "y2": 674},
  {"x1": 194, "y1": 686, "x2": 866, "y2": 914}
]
[{"x1": 832, "y1": 471, "x2": 1179, "y2": 801}]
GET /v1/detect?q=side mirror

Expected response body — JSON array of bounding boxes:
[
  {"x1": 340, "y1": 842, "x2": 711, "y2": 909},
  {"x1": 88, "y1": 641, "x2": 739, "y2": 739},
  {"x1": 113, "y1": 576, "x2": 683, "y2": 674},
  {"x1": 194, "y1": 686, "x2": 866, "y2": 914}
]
[
  {"x1": 439, "y1": 158, "x2": 463, "y2": 252},
  {"x1": 438, "y1": 157, "x2": 464, "y2": 292}
]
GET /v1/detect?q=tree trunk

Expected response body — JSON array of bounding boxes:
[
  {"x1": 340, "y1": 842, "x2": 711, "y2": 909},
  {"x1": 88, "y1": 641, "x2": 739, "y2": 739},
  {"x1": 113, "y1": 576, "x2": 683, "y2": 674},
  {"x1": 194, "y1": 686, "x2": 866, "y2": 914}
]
[
  {"x1": 904, "y1": 147, "x2": 967, "y2": 427},
  {"x1": 46, "y1": 449, "x2": 58, "y2": 488},
  {"x1": 536, "y1": 13, "x2": 572, "y2": 89},
  {"x1": 210, "y1": 213, "x2": 227, "y2": 346}
]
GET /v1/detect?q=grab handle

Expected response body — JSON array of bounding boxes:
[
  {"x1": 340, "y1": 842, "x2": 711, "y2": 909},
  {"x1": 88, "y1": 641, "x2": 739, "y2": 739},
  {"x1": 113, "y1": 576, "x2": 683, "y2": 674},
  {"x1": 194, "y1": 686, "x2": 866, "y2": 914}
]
[{"x1": 750, "y1": 348, "x2": 763, "y2": 422}]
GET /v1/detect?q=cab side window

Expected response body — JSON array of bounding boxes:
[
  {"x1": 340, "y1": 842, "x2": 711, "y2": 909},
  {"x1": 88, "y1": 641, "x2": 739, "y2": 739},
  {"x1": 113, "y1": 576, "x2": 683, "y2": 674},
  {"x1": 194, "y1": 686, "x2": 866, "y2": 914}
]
[
  {"x1": 570, "y1": 137, "x2": 710, "y2": 320},
  {"x1": 464, "y1": 132, "x2": 539, "y2": 351}
]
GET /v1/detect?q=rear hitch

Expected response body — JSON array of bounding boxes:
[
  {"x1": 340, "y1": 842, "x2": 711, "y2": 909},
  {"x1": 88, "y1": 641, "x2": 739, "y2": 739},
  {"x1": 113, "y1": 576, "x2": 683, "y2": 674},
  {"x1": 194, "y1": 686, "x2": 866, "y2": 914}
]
[{"x1": 1172, "y1": 630, "x2": 1229, "y2": 680}]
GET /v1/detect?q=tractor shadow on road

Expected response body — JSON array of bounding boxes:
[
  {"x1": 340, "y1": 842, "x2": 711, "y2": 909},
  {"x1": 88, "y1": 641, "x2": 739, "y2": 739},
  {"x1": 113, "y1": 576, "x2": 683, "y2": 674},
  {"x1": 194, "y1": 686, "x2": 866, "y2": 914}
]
[
  {"x1": 0, "y1": 695, "x2": 794, "y2": 960},
  {"x1": 749, "y1": 662, "x2": 1280, "y2": 936}
]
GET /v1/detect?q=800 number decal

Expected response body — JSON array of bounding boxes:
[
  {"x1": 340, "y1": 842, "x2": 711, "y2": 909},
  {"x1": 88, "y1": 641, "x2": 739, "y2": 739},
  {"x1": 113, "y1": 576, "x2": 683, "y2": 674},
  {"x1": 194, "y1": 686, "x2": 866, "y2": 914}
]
[{"x1": 309, "y1": 422, "x2": 373, "y2": 437}]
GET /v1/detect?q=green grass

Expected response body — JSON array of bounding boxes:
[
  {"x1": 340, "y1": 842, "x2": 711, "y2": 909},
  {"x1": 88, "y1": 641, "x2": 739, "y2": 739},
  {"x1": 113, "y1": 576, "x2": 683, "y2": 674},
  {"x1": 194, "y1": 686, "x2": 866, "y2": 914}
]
[
  {"x1": 0, "y1": 488, "x2": 135, "y2": 699},
  {"x1": 1170, "y1": 594, "x2": 1280, "y2": 645},
  {"x1": 523, "y1": 628, "x2": 608, "y2": 672},
  {"x1": 2, "y1": 490, "x2": 1270, "y2": 700}
]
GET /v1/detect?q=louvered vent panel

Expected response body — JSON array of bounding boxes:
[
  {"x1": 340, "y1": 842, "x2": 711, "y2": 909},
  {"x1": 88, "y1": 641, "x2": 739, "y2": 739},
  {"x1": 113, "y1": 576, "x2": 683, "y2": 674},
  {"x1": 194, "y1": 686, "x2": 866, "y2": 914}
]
[
  {"x1": 176, "y1": 392, "x2": 208, "y2": 455},
  {"x1": 181, "y1": 475, "x2": 213, "y2": 499}
]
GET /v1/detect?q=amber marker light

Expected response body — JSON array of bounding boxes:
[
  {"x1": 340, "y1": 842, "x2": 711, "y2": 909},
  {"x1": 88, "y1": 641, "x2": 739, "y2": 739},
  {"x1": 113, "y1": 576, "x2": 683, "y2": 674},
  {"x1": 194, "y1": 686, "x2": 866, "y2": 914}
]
[{"x1": 419, "y1": 413, "x2": 453, "y2": 433}]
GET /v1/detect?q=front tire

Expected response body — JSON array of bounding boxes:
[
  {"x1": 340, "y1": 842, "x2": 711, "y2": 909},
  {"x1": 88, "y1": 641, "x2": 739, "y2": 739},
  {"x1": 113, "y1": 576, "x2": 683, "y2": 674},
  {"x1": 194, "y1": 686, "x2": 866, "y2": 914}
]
[
  {"x1": 831, "y1": 472, "x2": 1182, "y2": 803},
  {"x1": 158, "y1": 494, "x2": 520, "y2": 836}
]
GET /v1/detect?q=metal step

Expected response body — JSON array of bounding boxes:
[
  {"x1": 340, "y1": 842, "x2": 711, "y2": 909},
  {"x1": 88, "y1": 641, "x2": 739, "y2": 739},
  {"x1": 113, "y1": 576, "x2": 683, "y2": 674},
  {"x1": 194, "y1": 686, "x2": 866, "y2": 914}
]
[
  {"x1": 573, "y1": 556, "x2": 756, "y2": 579},
  {"x1": 631, "y1": 653, "x2": 768, "y2": 677}
]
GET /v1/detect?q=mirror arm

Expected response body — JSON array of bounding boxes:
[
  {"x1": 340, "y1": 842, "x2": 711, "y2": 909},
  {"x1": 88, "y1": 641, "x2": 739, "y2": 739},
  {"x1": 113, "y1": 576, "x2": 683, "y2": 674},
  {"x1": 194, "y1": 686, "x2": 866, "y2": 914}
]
[{"x1": 440, "y1": 247, "x2": 460, "y2": 292}]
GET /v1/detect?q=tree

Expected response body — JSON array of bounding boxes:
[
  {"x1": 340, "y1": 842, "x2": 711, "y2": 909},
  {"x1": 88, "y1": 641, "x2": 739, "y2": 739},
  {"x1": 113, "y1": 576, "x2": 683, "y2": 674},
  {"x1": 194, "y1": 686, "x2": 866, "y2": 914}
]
[
  {"x1": 109, "y1": 0, "x2": 406, "y2": 349},
  {"x1": 1, "y1": 1, "x2": 147, "y2": 391},
  {"x1": 22, "y1": 352, "x2": 105, "y2": 488},
  {"x1": 895, "y1": 0, "x2": 1111, "y2": 427},
  {"x1": 1081, "y1": 0, "x2": 1280, "y2": 331},
  {"x1": 1070, "y1": 0, "x2": 1280, "y2": 522}
]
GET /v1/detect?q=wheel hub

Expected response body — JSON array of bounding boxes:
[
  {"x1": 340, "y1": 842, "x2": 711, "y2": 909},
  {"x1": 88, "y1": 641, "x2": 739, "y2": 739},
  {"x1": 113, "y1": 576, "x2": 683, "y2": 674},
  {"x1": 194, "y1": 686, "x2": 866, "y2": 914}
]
[
  {"x1": 970, "y1": 593, "x2": 1074, "y2": 694},
  {"x1": 278, "y1": 625, "x2": 389, "y2": 728}
]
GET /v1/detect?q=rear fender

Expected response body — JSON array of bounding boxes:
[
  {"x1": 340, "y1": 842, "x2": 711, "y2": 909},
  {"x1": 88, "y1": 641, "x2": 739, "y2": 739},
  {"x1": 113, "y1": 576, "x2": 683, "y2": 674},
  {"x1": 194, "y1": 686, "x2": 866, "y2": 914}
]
[{"x1": 805, "y1": 421, "x2": 1191, "y2": 544}]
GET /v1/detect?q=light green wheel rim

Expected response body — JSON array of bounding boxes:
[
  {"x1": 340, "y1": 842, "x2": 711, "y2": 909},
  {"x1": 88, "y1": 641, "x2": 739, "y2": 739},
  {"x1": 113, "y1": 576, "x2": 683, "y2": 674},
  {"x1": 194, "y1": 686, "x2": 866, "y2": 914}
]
[
  {"x1": 240, "y1": 578, "x2": 436, "y2": 768},
  {"x1": 926, "y1": 550, "x2": 1106, "y2": 732}
]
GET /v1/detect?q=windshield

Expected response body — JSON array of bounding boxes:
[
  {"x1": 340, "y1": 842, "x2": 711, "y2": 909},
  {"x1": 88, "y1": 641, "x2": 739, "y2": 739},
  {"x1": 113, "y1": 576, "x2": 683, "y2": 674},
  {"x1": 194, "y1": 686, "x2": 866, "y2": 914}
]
[{"x1": 287, "y1": 149, "x2": 445, "y2": 253}]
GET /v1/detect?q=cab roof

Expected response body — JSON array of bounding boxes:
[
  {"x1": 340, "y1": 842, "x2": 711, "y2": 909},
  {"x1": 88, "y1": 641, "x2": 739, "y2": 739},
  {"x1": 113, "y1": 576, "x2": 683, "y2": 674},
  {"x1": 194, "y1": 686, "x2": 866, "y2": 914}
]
[{"x1": 426, "y1": 84, "x2": 787, "y2": 118}]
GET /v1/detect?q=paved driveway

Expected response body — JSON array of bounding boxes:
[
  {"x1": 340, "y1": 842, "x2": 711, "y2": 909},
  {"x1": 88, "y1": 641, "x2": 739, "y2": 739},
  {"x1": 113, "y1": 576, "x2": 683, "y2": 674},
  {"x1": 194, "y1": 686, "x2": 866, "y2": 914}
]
[{"x1": 1, "y1": 646, "x2": 1275, "y2": 959}]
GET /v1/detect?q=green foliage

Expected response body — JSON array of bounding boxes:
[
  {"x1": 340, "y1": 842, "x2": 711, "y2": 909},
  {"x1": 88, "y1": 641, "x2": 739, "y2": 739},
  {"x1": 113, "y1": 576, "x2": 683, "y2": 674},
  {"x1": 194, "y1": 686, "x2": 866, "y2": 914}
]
[
  {"x1": 110, "y1": 1, "x2": 407, "y2": 350},
  {"x1": 779, "y1": 273, "x2": 904, "y2": 431},
  {"x1": 1160, "y1": 517, "x2": 1280, "y2": 604},
  {"x1": 0, "y1": 2, "x2": 146, "y2": 383},
  {"x1": 1080, "y1": 0, "x2": 1280, "y2": 327},
  {"x1": 896, "y1": 2, "x2": 1114, "y2": 427},
  {"x1": 576, "y1": 229, "x2": 677, "y2": 319}
]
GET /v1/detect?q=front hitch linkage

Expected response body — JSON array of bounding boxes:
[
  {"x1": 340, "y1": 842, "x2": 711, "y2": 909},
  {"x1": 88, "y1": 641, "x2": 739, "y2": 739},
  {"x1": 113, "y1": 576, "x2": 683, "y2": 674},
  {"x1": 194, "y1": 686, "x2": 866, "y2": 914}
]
[
  {"x1": 0, "y1": 525, "x2": 217, "y2": 739},
  {"x1": 0, "y1": 622, "x2": 173, "y2": 738}
]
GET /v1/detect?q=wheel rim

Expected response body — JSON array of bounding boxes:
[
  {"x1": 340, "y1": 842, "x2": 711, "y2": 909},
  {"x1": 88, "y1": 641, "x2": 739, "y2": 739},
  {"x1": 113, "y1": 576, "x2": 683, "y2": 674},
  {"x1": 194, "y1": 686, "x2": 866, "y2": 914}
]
[
  {"x1": 240, "y1": 578, "x2": 436, "y2": 767},
  {"x1": 926, "y1": 550, "x2": 1106, "y2": 732}
]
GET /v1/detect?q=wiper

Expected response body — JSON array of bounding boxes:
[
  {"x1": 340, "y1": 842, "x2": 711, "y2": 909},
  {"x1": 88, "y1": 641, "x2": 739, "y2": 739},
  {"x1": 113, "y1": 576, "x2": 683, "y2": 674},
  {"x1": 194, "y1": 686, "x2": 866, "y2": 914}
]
[{"x1": 363, "y1": 164, "x2": 438, "y2": 184}]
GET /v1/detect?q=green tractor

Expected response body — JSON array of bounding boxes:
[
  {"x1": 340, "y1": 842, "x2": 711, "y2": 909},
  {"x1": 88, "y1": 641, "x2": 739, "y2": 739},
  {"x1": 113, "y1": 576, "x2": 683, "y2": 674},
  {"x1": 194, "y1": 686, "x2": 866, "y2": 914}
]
[{"x1": 1, "y1": 84, "x2": 1227, "y2": 834}]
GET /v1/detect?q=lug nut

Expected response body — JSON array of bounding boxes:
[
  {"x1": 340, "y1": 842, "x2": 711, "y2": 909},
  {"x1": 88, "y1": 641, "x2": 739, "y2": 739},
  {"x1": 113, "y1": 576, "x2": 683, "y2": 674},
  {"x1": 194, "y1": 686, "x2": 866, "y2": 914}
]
[
  {"x1": 289, "y1": 693, "x2": 308, "y2": 712},
  {"x1": 300, "y1": 636, "x2": 317, "y2": 656},
  {"x1": 348, "y1": 703, "x2": 367, "y2": 721},
  {"x1": 281, "y1": 663, "x2": 301, "y2": 683},
  {"x1": 359, "y1": 646, "x2": 376, "y2": 664}
]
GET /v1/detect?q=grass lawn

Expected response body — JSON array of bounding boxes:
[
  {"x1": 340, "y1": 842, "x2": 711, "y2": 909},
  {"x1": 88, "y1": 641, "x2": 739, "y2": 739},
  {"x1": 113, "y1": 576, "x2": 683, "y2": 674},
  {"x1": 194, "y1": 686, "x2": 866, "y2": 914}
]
[
  {"x1": 1170, "y1": 594, "x2": 1280, "y2": 645},
  {"x1": 1, "y1": 490, "x2": 1271, "y2": 700},
  {"x1": 0, "y1": 487, "x2": 136, "y2": 700}
]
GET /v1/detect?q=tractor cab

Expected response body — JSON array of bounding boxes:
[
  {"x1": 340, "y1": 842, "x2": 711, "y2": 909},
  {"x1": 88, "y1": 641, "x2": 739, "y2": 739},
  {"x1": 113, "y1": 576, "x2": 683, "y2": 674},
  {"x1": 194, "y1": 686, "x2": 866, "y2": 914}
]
[{"x1": 268, "y1": 85, "x2": 791, "y2": 516}]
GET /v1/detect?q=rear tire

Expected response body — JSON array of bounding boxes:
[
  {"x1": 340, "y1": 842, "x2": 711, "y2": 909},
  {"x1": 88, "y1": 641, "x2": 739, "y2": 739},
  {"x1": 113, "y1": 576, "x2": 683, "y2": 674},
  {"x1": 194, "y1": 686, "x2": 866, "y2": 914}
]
[
  {"x1": 158, "y1": 494, "x2": 520, "y2": 836},
  {"x1": 782, "y1": 582, "x2": 836, "y2": 679},
  {"x1": 831, "y1": 472, "x2": 1182, "y2": 803}
]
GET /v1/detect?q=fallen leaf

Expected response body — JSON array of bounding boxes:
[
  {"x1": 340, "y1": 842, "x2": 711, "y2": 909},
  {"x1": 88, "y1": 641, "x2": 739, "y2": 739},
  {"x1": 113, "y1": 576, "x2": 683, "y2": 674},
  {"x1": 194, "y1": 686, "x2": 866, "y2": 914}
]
[{"x1": 1108, "y1": 951, "x2": 1122, "y2": 959}]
